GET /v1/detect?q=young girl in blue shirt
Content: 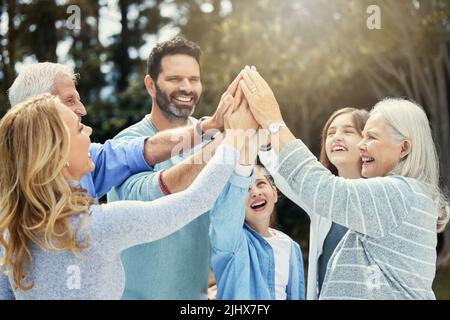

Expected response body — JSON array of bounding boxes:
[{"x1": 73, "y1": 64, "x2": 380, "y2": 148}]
[{"x1": 209, "y1": 158, "x2": 305, "y2": 300}]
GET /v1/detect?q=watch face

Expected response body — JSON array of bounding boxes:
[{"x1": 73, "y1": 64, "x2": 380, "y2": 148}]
[{"x1": 269, "y1": 123, "x2": 278, "y2": 133}]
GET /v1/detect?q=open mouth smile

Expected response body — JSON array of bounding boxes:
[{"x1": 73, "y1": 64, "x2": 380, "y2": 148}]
[{"x1": 250, "y1": 199, "x2": 267, "y2": 212}]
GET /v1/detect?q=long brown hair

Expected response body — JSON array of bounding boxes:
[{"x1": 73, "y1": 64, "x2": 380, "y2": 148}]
[
  {"x1": 319, "y1": 108, "x2": 369, "y2": 176},
  {"x1": 0, "y1": 93, "x2": 93, "y2": 291}
]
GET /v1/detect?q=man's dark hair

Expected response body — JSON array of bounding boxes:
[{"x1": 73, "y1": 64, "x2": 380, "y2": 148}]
[{"x1": 147, "y1": 36, "x2": 201, "y2": 80}]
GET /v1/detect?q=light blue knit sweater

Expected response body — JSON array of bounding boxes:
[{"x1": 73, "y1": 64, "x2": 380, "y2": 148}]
[{"x1": 0, "y1": 144, "x2": 239, "y2": 300}]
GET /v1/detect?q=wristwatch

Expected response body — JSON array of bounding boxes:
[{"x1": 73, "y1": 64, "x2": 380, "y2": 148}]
[
  {"x1": 195, "y1": 116, "x2": 206, "y2": 137},
  {"x1": 267, "y1": 122, "x2": 286, "y2": 134},
  {"x1": 195, "y1": 116, "x2": 217, "y2": 141}
]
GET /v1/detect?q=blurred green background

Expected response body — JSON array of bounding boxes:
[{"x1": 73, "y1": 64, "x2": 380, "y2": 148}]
[{"x1": 1, "y1": 0, "x2": 449, "y2": 298}]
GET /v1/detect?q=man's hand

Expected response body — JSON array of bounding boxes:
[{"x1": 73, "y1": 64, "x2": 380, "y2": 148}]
[
  {"x1": 202, "y1": 92, "x2": 233, "y2": 133},
  {"x1": 203, "y1": 71, "x2": 244, "y2": 132}
]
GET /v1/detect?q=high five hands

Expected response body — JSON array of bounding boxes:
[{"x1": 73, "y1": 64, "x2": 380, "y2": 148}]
[
  {"x1": 239, "y1": 66, "x2": 284, "y2": 129},
  {"x1": 222, "y1": 65, "x2": 294, "y2": 159}
]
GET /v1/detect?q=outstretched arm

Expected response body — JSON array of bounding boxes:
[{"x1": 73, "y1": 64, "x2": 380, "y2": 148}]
[
  {"x1": 109, "y1": 72, "x2": 246, "y2": 201},
  {"x1": 210, "y1": 123, "x2": 259, "y2": 254},
  {"x1": 95, "y1": 98, "x2": 259, "y2": 253},
  {"x1": 93, "y1": 140, "x2": 240, "y2": 254},
  {"x1": 88, "y1": 137, "x2": 153, "y2": 198},
  {"x1": 267, "y1": 139, "x2": 418, "y2": 238},
  {"x1": 241, "y1": 66, "x2": 419, "y2": 238}
]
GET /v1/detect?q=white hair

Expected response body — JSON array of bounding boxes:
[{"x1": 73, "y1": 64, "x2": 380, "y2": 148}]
[
  {"x1": 8, "y1": 62, "x2": 77, "y2": 107},
  {"x1": 371, "y1": 98, "x2": 449, "y2": 232}
]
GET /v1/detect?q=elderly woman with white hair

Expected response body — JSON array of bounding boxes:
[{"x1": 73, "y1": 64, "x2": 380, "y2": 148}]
[{"x1": 235, "y1": 66, "x2": 449, "y2": 299}]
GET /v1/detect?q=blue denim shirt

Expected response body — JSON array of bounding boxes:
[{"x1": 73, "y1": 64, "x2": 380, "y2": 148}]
[
  {"x1": 81, "y1": 138, "x2": 152, "y2": 202},
  {"x1": 210, "y1": 173, "x2": 305, "y2": 300}
]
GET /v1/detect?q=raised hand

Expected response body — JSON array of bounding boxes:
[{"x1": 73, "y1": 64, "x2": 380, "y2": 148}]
[
  {"x1": 223, "y1": 86, "x2": 259, "y2": 151},
  {"x1": 239, "y1": 66, "x2": 284, "y2": 129},
  {"x1": 204, "y1": 71, "x2": 244, "y2": 132},
  {"x1": 224, "y1": 87, "x2": 259, "y2": 133}
]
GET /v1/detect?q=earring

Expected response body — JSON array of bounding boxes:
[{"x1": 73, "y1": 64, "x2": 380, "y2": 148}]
[{"x1": 65, "y1": 162, "x2": 70, "y2": 167}]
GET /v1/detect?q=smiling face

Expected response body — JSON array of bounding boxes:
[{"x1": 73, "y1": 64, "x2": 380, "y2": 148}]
[
  {"x1": 53, "y1": 74, "x2": 87, "y2": 121},
  {"x1": 245, "y1": 167, "x2": 278, "y2": 229},
  {"x1": 325, "y1": 113, "x2": 364, "y2": 175},
  {"x1": 357, "y1": 113, "x2": 408, "y2": 178},
  {"x1": 60, "y1": 106, "x2": 95, "y2": 181},
  {"x1": 150, "y1": 54, "x2": 202, "y2": 120}
]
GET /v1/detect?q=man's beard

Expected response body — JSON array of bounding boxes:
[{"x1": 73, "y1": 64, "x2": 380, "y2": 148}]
[{"x1": 154, "y1": 83, "x2": 199, "y2": 120}]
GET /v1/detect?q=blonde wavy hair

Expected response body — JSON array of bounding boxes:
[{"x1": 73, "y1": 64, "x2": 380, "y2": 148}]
[
  {"x1": 0, "y1": 93, "x2": 93, "y2": 291},
  {"x1": 371, "y1": 98, "x2": 449, "y2": 233}
]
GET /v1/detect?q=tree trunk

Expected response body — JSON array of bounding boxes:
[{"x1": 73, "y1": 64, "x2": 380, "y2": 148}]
[
  {"x1": 117, "y1": 0, "x2": 131, "y2": 91},
  {"x1": 435, "y1": 44, "x2": 450, "y2": 268},
  {"x1": 5, "y1": 0, "x2": 16, "y2": 83}
]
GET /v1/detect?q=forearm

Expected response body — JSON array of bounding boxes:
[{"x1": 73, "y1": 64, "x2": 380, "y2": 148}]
[
  {"x1": 89, "y1": 138, "x2": 152, "y2": 198},
  {"x1": 268, "y1": 126, "x2": 297, "y2": 155},
  {"x1": 276, "y1": 139, "x2": 414, "y2": 238},
  {"x1": 162, "y1": 133, "x2": 224, "y2": 193},
  {"x1": 210, "y1": 175, "x2": 252, "y2": 253},
  {"x1": 143, "y1": 117, "x2": 221, "y2": 165},
  {"x1": 143, "y1": 126, "x2": 197, "y2": 166},
  {"x1": 95, "y1": 143, "x2": 240, "y2": 253}
]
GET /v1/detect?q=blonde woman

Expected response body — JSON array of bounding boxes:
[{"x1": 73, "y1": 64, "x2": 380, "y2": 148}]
[
  {"x1": 238, "y1": 66, "x2": 449, "y2": 299},
  {"x1": 0, "y1": 93, "x2": 257, "y2": 299}
]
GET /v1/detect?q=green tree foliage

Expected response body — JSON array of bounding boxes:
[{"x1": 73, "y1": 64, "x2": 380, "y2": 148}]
[
  {"x1": 0, "y1": 0, "x2": 169, "y2": 142},
  {"x1": 0, "y1": 0, "x2": 67, "y2": 113},
  {"x1": 66, "y1": 0, "x2": 105, "y2": 104},
  {"x1": 108, "y1": 0, "x2": 170, "y2": 91},
  {"x1": 176, "y1": 0, "x2": 377, "y2": 149},
  {"x1": 87, "y1": 0, "x2": 169, "y2": 142}
]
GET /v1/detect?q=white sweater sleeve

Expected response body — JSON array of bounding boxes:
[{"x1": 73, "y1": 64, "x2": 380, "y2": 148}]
[{"x1": 87, "y1": 143, "x2": 240, "y2": 254}]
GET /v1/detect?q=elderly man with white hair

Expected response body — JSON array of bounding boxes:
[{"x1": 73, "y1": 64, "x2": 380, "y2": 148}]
[{"x1": 7, "y1": 62, "x2": 228, "y2": 202}]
